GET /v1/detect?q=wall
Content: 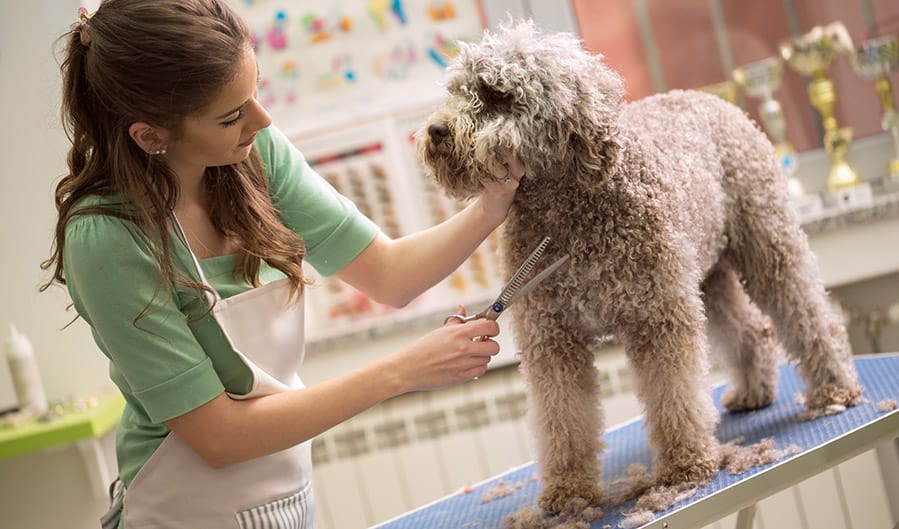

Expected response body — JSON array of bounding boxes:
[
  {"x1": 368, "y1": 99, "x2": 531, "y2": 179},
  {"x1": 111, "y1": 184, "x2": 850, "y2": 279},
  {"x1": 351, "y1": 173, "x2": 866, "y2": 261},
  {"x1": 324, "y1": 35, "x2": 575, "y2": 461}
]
[
  {"x1": 572, "y1": 0, "x2": 899, "y2": 155},
  {"x1": 0, "y1": 2, "x2": 112, "y2": 410},
  {"x1": 0, "y1": 4, "x2": 113, "y2": 527}
]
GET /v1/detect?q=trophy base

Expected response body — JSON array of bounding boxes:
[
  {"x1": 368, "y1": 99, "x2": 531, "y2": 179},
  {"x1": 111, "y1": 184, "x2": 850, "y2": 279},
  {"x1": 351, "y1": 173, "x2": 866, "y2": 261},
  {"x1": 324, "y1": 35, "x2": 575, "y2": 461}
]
[
  {"x1": 823, "y1": 181, "x2": 873, "y2": 209},
  {"x1": 791, "y1": 193, "x2": 824, "y2": 221},
  {"x1": 787, "y1": 177, "x2": 805, "y2": 199},
  {"x1": 826, "y1": 162, "x2": 861, "y2": 193}
]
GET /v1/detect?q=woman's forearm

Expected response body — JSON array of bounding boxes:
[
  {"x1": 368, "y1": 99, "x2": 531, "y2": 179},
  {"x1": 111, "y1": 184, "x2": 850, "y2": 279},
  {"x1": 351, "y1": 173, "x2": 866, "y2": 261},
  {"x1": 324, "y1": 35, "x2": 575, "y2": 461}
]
[
  {"x1": 336, "y1": 196, "x2": 505, "y2": 307},
  {"x1": 171, "y1": 355, "x2": 405, "y2": 468},
  {"x1": 381, "y1": 198, "x2": 501, "y2": 304},
  {"x1": 167, "y1": 317, "x2": 501, "y2": 468}
]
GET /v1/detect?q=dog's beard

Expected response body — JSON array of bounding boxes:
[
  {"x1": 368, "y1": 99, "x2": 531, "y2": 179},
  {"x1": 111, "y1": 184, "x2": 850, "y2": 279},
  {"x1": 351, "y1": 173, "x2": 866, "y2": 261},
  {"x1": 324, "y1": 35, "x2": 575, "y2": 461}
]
[
  {"x1": 418, "y1": 130, "x2": 485, "y2": 201},
  {"x1": 425, "y1": 149, "x2": 483, "y2": 200}
]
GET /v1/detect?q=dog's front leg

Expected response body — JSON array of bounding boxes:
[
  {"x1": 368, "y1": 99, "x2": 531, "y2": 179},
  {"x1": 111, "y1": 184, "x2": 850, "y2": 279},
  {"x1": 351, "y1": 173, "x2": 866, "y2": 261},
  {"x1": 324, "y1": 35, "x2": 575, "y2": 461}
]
[
  {"x1": 622, "y1": 311, "x2": 721, "y2": 486},
  {"x1": 518, "y1": 322, "x2": 605, "y2": 516}
]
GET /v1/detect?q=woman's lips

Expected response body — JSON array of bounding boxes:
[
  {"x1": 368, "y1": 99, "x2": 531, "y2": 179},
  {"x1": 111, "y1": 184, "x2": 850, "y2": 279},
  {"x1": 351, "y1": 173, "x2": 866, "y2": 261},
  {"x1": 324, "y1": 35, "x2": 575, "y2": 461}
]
[{"x1": 239, "y1": 133, "x2": 257, "y2": 147}]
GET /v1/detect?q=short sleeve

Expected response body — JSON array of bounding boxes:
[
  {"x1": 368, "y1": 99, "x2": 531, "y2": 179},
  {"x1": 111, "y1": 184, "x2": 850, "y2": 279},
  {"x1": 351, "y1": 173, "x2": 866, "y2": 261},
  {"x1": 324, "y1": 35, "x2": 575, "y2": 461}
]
[
  {"x1": 255, "y1": 125, "x2": 380, "y2": 276},
  {"x1": 64, "y1": 212, "x2": 224, "y2": 423}
]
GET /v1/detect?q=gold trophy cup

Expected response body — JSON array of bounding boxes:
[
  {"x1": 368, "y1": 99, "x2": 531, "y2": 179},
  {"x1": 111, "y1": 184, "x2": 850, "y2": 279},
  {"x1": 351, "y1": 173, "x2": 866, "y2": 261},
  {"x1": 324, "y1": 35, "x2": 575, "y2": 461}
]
[
  {"x1": 732, "y1": 58, "x2": 800, "y2": 185},
  {"x1": 781, "y1": 22, "x2": 861, "y2": 195},
  {"x1": 700, "y1": 79, "x2": 739, "y2": 106},
  {"x1": 850, "y1": 34, "x2": 899, "y2": 184}
]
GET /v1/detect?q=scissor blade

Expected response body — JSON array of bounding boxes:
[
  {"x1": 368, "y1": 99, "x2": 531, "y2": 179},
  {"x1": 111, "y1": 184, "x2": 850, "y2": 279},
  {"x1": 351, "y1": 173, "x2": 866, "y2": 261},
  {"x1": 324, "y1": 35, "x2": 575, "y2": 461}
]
[
  {"x1": 496, "y1": 236, "x2": 552, "y2": 306},
  {"x1": 505, "y1": 254, "x2": 570, "y2": 307}
]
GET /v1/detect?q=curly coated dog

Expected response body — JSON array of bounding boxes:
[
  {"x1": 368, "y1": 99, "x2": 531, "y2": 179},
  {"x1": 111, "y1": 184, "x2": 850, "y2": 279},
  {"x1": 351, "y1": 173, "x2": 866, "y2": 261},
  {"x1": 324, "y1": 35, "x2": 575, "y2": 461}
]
[{"x1": 417, "y1": 21, "x2": 862, "y2": 520}]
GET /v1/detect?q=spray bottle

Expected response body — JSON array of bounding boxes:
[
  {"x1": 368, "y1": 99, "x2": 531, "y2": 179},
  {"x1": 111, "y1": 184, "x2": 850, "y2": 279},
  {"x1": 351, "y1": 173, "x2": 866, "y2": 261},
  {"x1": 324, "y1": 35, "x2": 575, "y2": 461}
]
[{"x1": 5, "y1": 324, "x2": 48, "y2": 416}]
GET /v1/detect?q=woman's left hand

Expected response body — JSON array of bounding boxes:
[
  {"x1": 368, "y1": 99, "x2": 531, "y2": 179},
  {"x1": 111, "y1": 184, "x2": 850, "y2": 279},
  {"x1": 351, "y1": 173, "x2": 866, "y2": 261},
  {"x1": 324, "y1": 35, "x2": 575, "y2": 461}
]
[{"x1": 479, "y1": 149, "x2": 525, "y2": 225}]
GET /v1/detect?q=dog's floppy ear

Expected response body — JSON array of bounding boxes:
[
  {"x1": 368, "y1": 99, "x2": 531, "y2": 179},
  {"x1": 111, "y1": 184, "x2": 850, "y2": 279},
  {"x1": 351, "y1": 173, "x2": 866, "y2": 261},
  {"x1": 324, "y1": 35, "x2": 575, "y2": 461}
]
[
  {"x1": 476, "y1": 76, "x2": 515, "y2": 111},
  {"x1": 567, "y1": 56, "x2": 625, "y2": 184}
]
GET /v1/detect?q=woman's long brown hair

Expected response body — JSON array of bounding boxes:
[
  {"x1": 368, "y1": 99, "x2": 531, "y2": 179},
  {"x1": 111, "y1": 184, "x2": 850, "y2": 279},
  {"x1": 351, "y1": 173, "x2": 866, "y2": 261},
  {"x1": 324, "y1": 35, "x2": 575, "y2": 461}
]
[{"x1": 41, "y1": 0, "x2": 309, "y2": 321}]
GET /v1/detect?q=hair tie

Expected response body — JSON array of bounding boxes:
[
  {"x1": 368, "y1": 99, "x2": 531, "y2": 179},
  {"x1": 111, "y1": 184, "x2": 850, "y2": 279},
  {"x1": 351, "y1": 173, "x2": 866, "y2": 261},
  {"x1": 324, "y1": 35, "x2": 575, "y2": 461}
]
[{"x1": 70, "y1": 7, "x2": 93, "y2": 47}]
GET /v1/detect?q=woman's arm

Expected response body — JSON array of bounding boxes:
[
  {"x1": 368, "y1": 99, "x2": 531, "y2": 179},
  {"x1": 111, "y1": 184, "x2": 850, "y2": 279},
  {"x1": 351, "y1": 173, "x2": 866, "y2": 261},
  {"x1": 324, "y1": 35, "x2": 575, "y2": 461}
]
[
  {"x1": 337, "y1": 157, "x2": 525, "y2": 307},
  {"x1": 166, "y1": 316, "x2": 501, "y2": 468}
]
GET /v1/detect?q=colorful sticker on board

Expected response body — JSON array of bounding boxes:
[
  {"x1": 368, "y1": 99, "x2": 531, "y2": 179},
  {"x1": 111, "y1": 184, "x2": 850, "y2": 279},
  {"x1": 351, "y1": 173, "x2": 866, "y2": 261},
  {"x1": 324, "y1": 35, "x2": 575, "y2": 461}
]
[
  {"x1": 257, "y1": 61, "x2": 301, "y2": 108},
  {"x1": 258, "y1": 77, "x2": 276, "y2": 108},
  {"x1": 302, "y1": 10, "x2": 353, "y2": 44},
  {"x1": 266, "y1": 9, "x2": 288, "y2": 50},
  {"x1": 277, "y1": 61, "x2": 300, "y2": 106},
  {"x1": 426, "y1": 32, "x2": 460, "y2": 69},
  {"x1": 427, "y1": 1, "x2": 457, "y2": 21},
  {"x1": 317, "y1": 55, "x2": 357, "y2": 90},
  {"x1": 368, "y1": 0, "x2": 407, "y2": 30},
  {"x1": 373, "y1": 40, "x2": 417, "y2": 80}
]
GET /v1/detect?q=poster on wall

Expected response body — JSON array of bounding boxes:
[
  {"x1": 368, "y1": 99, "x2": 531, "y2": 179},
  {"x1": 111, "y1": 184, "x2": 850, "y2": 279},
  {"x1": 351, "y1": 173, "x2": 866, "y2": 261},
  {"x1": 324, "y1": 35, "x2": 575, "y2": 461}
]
[{"x1": 229, "y1": 0, "x2": 486, "y2": 137}]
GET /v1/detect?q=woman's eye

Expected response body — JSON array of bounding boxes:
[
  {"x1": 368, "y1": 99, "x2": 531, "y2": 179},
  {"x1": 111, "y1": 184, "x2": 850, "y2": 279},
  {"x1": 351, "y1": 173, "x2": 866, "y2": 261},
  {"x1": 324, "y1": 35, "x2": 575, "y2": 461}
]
[{"x1": 222, "y1": 110, "x2": 244, "y2": 127}]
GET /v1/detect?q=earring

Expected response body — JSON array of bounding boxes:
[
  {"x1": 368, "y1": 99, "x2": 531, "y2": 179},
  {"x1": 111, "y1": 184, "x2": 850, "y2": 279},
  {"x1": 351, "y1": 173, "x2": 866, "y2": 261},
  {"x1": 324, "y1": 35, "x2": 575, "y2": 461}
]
[{"x1": 150, "y1": 145, "x2": 167, "y2": 155}]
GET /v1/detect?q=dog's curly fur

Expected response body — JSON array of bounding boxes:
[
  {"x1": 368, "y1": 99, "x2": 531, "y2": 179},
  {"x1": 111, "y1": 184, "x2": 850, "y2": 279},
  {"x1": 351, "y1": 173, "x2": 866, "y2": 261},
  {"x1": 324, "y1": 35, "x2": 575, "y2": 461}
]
[{"x1": 417, "y1": 21, "x2": 863, "y2": 521}]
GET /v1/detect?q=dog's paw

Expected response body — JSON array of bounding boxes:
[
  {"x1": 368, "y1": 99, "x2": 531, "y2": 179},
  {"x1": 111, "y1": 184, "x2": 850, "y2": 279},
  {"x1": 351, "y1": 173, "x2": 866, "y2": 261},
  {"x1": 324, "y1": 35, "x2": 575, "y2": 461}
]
[
  {"x1": 805, "y1": 382, "x2": 863, "y2": 411},
  {"x1": 721, "y1": 384, "x2": 775, "y2": 412},
  {"x1": 656, "y1": 454, "x2": 719, "y2": 487},
  {"x1": 537, "y1": 481, "x2": 604, "y2": 517}
]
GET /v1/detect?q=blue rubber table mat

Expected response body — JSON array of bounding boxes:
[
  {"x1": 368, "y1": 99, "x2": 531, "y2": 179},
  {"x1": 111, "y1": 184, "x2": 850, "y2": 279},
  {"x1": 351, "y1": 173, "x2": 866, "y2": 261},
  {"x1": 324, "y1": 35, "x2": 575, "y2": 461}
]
[{"x1": 373, "y1": 353, "x2": 899, "y2": 529}]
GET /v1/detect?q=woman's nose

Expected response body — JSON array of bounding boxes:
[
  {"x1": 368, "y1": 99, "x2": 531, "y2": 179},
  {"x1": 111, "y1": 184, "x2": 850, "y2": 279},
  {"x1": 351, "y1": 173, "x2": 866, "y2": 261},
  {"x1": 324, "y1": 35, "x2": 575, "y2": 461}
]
[{"x1": 251, "y1": 98, "x2": 273, "y2": 130}]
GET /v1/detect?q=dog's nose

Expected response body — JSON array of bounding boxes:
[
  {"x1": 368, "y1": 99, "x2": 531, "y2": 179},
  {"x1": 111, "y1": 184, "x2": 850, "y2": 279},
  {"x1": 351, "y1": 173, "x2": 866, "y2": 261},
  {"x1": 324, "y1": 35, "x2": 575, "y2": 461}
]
[{"x1": 428, "y1": 122, "x2": 450, "y2": 144}]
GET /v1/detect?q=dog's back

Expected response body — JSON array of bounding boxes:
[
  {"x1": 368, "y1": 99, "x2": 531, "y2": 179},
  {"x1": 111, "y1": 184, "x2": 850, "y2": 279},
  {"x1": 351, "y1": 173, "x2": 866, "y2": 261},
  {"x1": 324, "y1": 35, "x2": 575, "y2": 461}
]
[{"x1": 617, "y1": 89, "x2": 786, "y2": 273}]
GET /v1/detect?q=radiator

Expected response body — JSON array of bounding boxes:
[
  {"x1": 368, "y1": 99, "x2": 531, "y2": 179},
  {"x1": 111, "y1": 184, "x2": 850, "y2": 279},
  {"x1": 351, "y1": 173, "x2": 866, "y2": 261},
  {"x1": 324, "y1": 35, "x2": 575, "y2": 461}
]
[{"x1": 309, "y1": 350, "x2": 896, "y2": 529}]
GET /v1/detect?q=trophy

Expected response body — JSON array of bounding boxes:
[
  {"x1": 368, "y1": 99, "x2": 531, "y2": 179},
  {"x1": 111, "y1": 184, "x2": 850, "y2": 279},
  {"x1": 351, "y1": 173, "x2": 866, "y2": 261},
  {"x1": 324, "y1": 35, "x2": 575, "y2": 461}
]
[
  {"x1": 781, "y1": 22, "x2": 864, "y2": 201},
  {"x1": 850, "y1": 34, "x2": 899, "y2": 185},
  {"x1": 700, "y1": 79, "x2": 739, "y2": 106},
  {"x1": 732, "y1": 57, "x2": 801, "y2": 191}
]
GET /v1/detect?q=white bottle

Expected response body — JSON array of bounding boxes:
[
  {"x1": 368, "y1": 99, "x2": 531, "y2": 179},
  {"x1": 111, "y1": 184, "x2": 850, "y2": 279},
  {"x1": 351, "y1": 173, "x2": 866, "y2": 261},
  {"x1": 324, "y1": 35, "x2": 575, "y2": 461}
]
[{"x1": 5, "y1": 324, "x2": 48, "y2": 416}]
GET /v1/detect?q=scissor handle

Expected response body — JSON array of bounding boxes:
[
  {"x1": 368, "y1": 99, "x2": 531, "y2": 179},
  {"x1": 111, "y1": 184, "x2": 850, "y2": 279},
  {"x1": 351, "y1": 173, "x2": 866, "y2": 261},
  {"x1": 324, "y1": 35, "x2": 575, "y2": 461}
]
[
  {"x1": 443, "y1": 312, "x2": 484, "y2": 325},
  {"x1": 443, "y1": 310, "x2": 494, "y2": 342}
]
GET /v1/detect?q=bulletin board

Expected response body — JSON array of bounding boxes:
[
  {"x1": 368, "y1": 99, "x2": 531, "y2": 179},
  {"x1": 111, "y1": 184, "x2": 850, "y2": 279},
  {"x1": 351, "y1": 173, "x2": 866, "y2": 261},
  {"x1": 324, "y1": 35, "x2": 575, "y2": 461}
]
[
  {"x1": 226, "y1": 0, "x2": 500, "y2": 349},
  {"x1": 295, "y1": 109, "x2": 506, "y2": 349},
  {"x1": 229, "y1": 0, "x2": 487, "y2": 136}
]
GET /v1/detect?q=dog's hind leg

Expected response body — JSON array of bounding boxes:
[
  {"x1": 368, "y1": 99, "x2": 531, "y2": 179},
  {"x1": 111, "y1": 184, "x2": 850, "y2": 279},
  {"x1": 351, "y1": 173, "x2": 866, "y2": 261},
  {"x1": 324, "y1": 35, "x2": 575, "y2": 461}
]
[
  {"x1": 727, "y1": 192, "x2": 861, "y2": 410},
  {"x1": 516, "y1": 319, "x2": 605, "y2": 517},
  {"x1": 703, "y1": 257, "x2": 779, "y2": 412}
]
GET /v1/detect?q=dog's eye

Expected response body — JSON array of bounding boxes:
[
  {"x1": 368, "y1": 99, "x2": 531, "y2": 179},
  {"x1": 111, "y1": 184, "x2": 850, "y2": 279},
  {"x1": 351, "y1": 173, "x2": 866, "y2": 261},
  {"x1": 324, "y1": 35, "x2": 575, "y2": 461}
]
[{"x1": 478, "y1": 85, "x2": 515, "y2": 110}]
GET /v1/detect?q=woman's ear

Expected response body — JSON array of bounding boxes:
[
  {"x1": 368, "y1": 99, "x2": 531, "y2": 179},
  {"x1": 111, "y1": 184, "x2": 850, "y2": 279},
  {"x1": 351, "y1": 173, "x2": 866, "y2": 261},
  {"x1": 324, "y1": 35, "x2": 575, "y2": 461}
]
[{"x1": 128, "y1": 122, "x2": 166, "y2": 154}]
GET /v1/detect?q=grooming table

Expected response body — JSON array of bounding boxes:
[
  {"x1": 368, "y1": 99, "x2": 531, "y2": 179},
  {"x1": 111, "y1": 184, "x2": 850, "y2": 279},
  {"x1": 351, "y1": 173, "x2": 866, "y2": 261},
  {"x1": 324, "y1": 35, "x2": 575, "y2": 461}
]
[{"x1": 373, "y1": 353, "x2": 899, "y2": 529}]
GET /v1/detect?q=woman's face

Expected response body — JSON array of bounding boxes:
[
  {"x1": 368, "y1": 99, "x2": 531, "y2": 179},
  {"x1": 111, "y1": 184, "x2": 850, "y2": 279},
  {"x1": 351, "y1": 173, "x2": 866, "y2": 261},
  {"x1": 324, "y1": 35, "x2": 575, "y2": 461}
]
[{"x1": 165, "y1": 48, "x2": 272, "y2": 177}]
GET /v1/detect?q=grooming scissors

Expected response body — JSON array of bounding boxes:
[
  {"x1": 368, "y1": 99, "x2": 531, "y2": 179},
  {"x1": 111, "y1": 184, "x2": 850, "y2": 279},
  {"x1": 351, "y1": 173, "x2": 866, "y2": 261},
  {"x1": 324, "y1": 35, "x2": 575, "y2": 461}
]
[{"x1": 444, "y1": 236, "x2": 570, "y2": 331}]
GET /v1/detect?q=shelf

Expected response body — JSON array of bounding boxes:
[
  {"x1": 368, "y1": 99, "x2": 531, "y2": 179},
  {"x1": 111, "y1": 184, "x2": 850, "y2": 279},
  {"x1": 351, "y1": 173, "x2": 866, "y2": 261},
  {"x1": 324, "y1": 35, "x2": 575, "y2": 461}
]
[{"x1": 0, "y1": 392, "x2": 123, "y2": 460}]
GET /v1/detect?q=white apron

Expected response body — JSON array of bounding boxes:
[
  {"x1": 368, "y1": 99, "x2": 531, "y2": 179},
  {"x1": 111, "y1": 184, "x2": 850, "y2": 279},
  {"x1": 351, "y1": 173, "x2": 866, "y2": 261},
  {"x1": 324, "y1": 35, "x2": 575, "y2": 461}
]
[{"x1": 121, "y1": 215, "x2": 314, "y2": 529}]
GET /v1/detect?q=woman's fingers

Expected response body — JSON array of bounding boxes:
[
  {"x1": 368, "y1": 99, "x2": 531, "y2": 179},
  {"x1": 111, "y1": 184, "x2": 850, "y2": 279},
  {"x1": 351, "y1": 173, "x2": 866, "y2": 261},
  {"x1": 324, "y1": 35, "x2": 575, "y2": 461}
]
[
  {"x1": 457, "y1": 319, "x2": 500, "y2": 342},
  {"x1": 503, "y1": 154, "x2": 525, "y2": 180},
  {"x1": 485, "y1": 152, "x2": 524, "y2": 185}
]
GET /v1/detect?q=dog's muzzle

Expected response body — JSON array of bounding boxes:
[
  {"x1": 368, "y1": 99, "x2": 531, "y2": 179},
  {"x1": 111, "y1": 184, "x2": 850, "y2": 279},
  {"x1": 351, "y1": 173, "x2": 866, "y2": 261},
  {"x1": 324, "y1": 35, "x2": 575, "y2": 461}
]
[{"x1": 427, "y1": 122, "x2": 451, "y2": 145}]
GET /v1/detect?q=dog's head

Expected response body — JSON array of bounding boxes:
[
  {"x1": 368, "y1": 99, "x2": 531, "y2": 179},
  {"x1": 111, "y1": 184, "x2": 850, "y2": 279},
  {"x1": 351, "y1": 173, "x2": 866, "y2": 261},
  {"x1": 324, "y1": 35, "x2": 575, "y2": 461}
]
[{"x1": 417, "y1": 20, "x2": 625, "y2": 200}]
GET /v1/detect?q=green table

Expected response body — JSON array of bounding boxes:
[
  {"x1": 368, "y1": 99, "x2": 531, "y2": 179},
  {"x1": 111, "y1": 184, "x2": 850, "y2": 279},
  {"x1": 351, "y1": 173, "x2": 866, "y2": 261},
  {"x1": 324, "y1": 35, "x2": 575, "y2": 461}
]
[{"x1": 0, "y1": 392, "x2": 124, "y2": 497}]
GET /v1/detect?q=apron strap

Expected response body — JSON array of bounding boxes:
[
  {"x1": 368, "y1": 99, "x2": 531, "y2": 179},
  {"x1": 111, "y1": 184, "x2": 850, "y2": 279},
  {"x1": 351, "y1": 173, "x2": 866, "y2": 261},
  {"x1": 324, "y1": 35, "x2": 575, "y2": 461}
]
[
  {"x1": 99, "y1": 478, "x2": 124, "y2": 529},
  {"x1": 168, "y1": 212, "x2": 220, "y2": 306}
]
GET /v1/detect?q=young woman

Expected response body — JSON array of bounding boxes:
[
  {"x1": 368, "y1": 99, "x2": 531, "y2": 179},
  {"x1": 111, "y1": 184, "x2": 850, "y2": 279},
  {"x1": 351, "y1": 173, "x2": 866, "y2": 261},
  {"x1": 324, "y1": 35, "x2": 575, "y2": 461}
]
[{"x1": 42, "y1": 1, "x2": 523, "y2": 527}]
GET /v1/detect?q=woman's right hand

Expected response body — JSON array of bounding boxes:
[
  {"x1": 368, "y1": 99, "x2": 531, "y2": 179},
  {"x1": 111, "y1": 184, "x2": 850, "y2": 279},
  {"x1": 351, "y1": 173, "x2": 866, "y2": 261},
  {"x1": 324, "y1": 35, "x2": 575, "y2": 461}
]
[{"x1": 388, "y1": 310, "x2": 501, "y2": 393}]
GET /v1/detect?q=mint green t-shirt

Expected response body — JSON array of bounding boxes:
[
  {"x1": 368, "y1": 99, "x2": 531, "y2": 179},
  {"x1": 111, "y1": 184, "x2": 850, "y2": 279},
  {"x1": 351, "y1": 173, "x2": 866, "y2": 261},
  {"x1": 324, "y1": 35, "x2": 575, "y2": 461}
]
[{"x1": 62, "y1": 125, "x2": 379, "y2": 487}]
